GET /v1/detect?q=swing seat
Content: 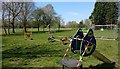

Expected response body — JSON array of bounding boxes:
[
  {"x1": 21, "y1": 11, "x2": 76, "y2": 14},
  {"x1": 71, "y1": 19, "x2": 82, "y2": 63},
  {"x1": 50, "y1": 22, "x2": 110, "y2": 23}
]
[
  {"x1": 60, "y1": 28, "x2": 96, "y2": 68},
  {"x1": 71, "y1": 28, "x2": 96, "y2": 57},
  {"x1": 71, "y1": 28, "x2": 84, "y2": 54},
  {"x1": 48, "y1": 36, "x2": 55, "y2": 42},
  {"x1": 60, "y1": 58, "x2": 82, "y2": 67},
  {"x1": 26, "y1": 33, "x2": 30, "y2": 37}
]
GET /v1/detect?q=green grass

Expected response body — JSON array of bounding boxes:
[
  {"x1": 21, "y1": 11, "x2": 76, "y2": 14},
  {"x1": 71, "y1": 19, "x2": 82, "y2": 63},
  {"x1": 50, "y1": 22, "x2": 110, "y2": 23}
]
[
  {"x1": 2, "y1": 28, "x2": 118, "y2": 68},
  {"x1": 94, "y1": 29, "x2": 117, "y2": 39}
]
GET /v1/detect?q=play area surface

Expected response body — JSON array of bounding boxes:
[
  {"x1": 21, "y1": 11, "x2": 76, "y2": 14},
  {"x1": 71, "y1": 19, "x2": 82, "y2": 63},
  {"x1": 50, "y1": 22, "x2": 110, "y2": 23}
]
[{"x1": 2, "y1": 28, "x2": 118, "y2": 68}]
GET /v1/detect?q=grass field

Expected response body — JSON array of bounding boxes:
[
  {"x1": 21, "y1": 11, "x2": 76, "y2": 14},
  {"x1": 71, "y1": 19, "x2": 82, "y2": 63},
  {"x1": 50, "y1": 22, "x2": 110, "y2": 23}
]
[{"x1": 2, "y1": 28, "x2": 118, "y2": 68}]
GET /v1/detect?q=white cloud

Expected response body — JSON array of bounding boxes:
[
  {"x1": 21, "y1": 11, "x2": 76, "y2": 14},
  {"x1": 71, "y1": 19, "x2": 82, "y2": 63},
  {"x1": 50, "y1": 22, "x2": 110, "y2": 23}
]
[{"x1": 68, "y1": 12, "x2": 80, "y2": 16}]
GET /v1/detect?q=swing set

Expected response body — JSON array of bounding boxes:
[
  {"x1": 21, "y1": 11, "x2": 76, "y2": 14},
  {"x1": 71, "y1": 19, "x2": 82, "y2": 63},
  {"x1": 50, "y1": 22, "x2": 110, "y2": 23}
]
[
  {"x1": 24, "y1": 28, "x2": 33, "y2": 40},
  {"x1": 60, "y1": 28, "x2": 114, "y2": 68},
  {"x1": 23, "y1": 28, "x2": 33, "y2": 48}
]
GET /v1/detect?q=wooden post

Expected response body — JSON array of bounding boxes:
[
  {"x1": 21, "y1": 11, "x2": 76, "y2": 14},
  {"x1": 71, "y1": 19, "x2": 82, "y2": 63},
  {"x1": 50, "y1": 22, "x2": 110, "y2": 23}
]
[
  {"x1": 30, "y1": 32, "x2": 33, "y2": 40},
  {"x1": 24, "y1": 31, "x2": 27, "y2": 40}
]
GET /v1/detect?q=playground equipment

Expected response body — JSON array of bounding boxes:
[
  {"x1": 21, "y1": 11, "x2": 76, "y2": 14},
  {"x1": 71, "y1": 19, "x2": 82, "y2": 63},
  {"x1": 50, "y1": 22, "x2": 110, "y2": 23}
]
[
  {"x1": 23, "y1": 28, "x2": 33, "y2": 48},
  {"x1": 48, "y1": 35, "x2": 55, "y2": 42},
  {"x1": 48, "y1": 29, "x2": 88, "y2": 45},
  {"x1": 60, "y1": 28, "x2": 114, "y2": 68},
  {"x1": 48, "y1": 35, "x2": 70, "y2": 45},
  {"x1": 60, "y1": 37, "x2": 70, "y2": 45},
  {"x1": 24, "y1": 30, "x2": 33, "y2": 40},
  {"x1": 48, "y1": 35, "x2": 72, "y2": 45}
]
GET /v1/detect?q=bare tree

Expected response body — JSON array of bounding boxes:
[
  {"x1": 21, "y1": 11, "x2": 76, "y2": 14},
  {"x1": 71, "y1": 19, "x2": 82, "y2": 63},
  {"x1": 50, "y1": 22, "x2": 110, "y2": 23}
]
[
  {"x1": 7, "y1": 8, "x2": 11, "y2": 34},
  {"x1": 4, "y1": 2, "x2": 23, "y2": 33},
  {"x1": 18, "y1": 2, "x2": 35, "y2": 32},
  {"x1": 2, "y1": 2, "x2": 7, "y2": 35}
]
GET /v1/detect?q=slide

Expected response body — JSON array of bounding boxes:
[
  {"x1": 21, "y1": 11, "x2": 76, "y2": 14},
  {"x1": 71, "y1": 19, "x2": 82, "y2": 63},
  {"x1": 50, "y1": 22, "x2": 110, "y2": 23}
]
[{"x1": 92, "y1": 50, "x2": 112, "y2": 63}]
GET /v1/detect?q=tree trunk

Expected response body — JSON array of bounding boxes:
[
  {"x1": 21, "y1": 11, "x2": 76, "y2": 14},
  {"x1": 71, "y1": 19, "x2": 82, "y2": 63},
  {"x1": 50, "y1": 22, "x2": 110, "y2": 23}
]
[
  {"x1": 12, "y1": 17, "x2": 15, "y2": 33},
  {"x1": 24, "y1": 3, "x2": 28, "y2": 33},
  {"x1": 8, "y1": 22, "x2": 10, "y2": 35},
  {"x1": 49, "y1": 27, "x2": 50, "y2": 32},
  {"x1": 48, "y1": 24, "x2": 50, "y2": 32},
  {"x1": 3, "y1": 27, "x2": 7, "y2": 35},
  {"x1": 24, "y1": 21, "x2": 27, "y2": 33},
  {"x1": 38, "y1": 23, "x2": 39, "y2": 32},
  {"x1": 2, "y1": 5, "x2": 7, "y2": 35},
  {"x1": 58, "y1": 23, "x2": 60, "y2": 32},
  {"x1": 12, "y1": 24, "x2": 14, "y2": 33},
  {"x1": 43, "y1": 26, "x2": 44, "y2": 32},
  {"x1": 24, "y1": 26, "x2": 27, "y2": 33},
  {"x1": 8, "y1": 10, "x2": 10, "y2": 35}
]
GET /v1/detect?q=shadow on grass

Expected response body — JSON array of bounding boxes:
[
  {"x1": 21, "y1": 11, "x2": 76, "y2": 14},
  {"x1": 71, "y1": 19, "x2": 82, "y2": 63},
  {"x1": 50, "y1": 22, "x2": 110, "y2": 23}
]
[
  {"x1": 2, "y1": 45, "x2": 63, "y2": 59},
  {"x1": 1, "y1": 32, "x2": 24, "y2": 36},
  {"x1": 2, "y1": 46, "x2": 117, "y2": 69},
  {"x1": 32, "y1": 29, "x2": 72, "y2": 34},
  {"x1": 84, "y1": 62, "x2": 116, "y2": 69},
  {"x1": 61, "y1": 63, "x2": 116, "y2": 69},
  {"x1": 2, "y1": 63, "x2": 116, "y2": 69},
  {"x1": 56, "y1": 29, "x2": 72, "y2": 32}
]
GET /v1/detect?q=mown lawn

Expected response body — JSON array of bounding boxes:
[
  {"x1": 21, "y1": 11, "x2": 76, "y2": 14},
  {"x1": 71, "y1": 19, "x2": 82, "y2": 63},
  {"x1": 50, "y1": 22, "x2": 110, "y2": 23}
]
[{"x1": 2, "y1": 28, "x2": 118, "y2": 68}]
